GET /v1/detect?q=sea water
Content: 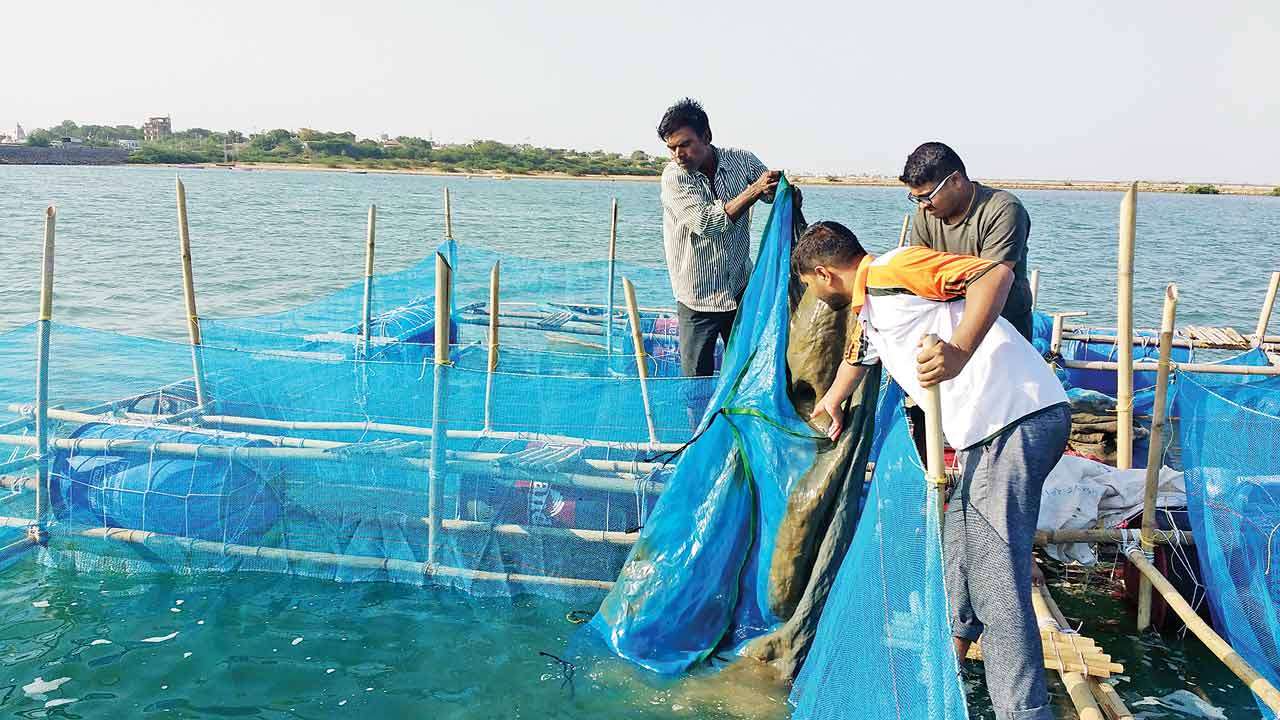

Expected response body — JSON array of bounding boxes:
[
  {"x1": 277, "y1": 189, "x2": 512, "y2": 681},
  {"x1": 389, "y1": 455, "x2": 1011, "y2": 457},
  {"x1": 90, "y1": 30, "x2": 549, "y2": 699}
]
[{"x1": 0, "y1": 165, "x2": 1275, "y2": 718}]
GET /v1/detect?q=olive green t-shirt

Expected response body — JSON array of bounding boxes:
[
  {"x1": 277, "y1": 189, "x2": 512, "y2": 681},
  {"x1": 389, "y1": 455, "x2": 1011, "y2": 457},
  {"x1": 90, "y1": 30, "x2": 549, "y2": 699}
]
[{"x1": 909, "y1": 182, "x2": 1033, "y2": 340}]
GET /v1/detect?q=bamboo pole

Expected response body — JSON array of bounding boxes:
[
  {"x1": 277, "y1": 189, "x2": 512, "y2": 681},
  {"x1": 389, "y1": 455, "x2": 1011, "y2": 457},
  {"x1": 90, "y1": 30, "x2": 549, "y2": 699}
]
[
  {"x1": 605, "y1": 198, "x2": 619, "y2": 356},
  {"x1": 66, "y1": 525, "x2": 614, "y2": 591},
  {"x1": 360, "y1": 204, "x2": 377, "y2": 358},
  {"x1": 919, "y1": 335, "x2": 946, "y2": 522},
  {"x1": 1116, "y1": 182, "x2": 1137, "y2": 469},
  {"x1": 1030, "y1": 269, "x2": 1041, "y2": 311},
  {"x1": 1062, "y1": 359, "x2": 1280, "y2": 376},
  {"x1": 1040, "y1": 584, "x2": 1135, "y2": 719},
  {"x1": 897, "y1": 213, "x2": 911, "y2": 248},
  {"x1": 1137, "y1": 284, "x2": 1178, "y2": 632},
  {"x1": 176, "y1": 179, "x2": 209, "y2": 410},
  {"x1": 1049, "y1": 311, "x2": 1090, "y2": 356},
  {"x1": 31, "y1": 206, "x2": 55, "y2": 538},
  {"x1": 1034, "y1": 528, "x2": 1192, "y2": 546},
  {"x1": 1065, "y1": 332, "x2": 1195, "y2": 349},
  {"x1": 455, "y1": 314, "x2": 674, "y2": 343},
  {"x1": 1125, "y1": 547, "x2": 1280, "y2": 715},
  {"x1": 484, "y1": 261, "x2": 500, "y2": 431},
  {"x1": 1032, "y1": 585, "x2": 1106, "y2": 719},
  {"x1": 1254, "y1": 271, "x2": 1280, "y2": 348},
  {"x1": 623, "y1": 278, "x2": 658, "y2": 444},
  {"x1": 430, "y1": 518, "x2": 637, "y2": 546},
  {"x1": 429, "y1": 249, "x2": 452, "y2": 565},
  {"x1": 0, "y1": 432, "x2": 653, "y2": 496},
  {"x1": 443, "y1": 187, "x2": 453, "y2": 240},
  {"x1": 5, "y1": 405, "x2": 670, "y2": 481},
  {"x1": 198, "y1": 413, "x2": 684, "y2": 453},
  {"x1": 1091, "y1": 680, "x2": 1135, "y2": 720}
]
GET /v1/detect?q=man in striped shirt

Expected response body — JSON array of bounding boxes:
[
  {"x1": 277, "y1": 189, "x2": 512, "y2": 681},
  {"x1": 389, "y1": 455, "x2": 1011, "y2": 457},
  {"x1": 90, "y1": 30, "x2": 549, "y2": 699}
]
[{"x1": 657, "y1": 98, "x2": 780, "y2": 379}]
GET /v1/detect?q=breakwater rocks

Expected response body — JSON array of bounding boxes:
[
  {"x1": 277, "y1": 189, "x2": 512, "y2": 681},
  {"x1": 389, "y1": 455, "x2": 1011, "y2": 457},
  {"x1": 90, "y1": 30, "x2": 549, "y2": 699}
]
[{"x1": 0, "y1": 145, "x2": 130, "y2": 165}]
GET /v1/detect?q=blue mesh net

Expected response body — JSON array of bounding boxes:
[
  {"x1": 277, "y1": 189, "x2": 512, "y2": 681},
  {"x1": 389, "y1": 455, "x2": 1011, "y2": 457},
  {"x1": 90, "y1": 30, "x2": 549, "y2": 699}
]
[
  {"x1": 790, "y1": 383, "x2": 967, "y2": 720},
  {"x1": 1173, "y1": 365, "x2": 1280, "y2": 719}
]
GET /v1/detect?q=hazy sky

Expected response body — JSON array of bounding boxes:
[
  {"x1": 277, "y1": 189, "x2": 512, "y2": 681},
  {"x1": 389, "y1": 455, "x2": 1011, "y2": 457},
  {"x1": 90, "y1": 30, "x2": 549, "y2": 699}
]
[{"x1": 5, "y1": 1, "x2": 1277, "y2": 183}]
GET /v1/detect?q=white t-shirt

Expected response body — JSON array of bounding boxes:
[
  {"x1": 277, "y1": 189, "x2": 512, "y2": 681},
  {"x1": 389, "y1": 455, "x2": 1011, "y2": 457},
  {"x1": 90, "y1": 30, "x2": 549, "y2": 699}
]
[{"x1": 848, "y1": 247, "x2": 1067, "y2": 449}]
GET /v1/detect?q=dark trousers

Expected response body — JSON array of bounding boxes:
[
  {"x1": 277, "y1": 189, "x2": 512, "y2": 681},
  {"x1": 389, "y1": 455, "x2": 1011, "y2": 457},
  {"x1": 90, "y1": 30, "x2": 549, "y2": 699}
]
[
  {"x1": 676, "y1": 302, "x2": 737, "y2": 377},
  {"x1": 677, "y1": 302, "x2": 738, "y2": 428}
]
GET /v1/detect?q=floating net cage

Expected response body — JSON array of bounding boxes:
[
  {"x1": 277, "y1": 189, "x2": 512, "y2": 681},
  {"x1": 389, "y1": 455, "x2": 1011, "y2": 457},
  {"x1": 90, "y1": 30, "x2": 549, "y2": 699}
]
[{"x1": 0, "y1": 238, "x2": 720, "y2": 603}]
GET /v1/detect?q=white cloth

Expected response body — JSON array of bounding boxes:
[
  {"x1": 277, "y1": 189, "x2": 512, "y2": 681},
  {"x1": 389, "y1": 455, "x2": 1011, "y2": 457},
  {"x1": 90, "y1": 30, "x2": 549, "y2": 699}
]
[{"x1": 1036, "y1": 454, "x2": 1186, "y2": 564}]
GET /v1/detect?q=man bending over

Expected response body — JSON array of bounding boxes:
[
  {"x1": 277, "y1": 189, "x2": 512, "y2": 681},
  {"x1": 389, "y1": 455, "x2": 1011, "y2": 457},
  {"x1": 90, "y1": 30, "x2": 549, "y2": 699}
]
[{"x1": 794, "y1": 220, "x2": 1069, "y2": 720}]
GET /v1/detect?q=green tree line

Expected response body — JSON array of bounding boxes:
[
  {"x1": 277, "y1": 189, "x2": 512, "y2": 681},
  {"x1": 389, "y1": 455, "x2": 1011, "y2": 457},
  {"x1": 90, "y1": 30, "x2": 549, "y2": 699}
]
[{"x1": 23, "y1": 120, "x2": 666, "y2": 176}]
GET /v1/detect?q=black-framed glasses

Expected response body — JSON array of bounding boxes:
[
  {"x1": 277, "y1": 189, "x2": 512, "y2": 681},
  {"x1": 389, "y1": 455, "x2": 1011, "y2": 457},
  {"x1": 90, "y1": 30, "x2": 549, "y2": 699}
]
[{"x1": 907, "y1": 170, "x2": 958, "y2": 206}]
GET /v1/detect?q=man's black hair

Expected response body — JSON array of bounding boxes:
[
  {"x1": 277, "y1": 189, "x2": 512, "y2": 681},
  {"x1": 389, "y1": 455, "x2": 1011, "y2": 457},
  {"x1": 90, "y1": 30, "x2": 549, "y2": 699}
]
[
  {"x1": 657, "y1": 98, "x2": 712, "y2": 142},
  {"x1": 793, "y1": 221, "x2": 866, "y2": 275},
  {"x1": 899, "y1": 142, "x2": 967, "y2": 187}
]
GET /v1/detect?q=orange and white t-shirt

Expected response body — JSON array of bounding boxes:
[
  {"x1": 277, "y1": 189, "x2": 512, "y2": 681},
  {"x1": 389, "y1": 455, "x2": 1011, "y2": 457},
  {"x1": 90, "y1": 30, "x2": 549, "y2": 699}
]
[{"x1": 844, "y1": 246, "x2": 1067, "y2": 449}]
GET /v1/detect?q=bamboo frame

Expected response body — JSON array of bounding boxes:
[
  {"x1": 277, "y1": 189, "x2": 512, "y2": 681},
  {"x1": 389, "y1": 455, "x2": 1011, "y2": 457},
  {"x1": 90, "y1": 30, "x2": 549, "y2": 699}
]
[
  {"x1": 606, "y1": 198, "x2": 619, "y2": 355},
  {"x1": 623, "y1": 278, "x2": 658, "y2": 444},
  {"x1": 1255, "y1": 271, "x2": 1280, "y2": 348},
  {"x1": 32, "y1": 206, "x2": 55, "y2": 536},
  {"x1": 897, "y1": 212, "x2": 910, "y2": 248},
  {"x1": 1116, "y1": 182, "x2": 1137, "y2": 469},
  {"x1": 1125, "y1": 547, "x2": 1280, "y2": 715},
  {"x1": 1137, "y1": 284, "x2": 1178, "y2": 632},
  {"x1": 360, "y1": 204, "x2": 377, "y2": 358},
  {"x1": 484, "y1": 261, "x2": 500, "y2": 431},
  {"x1": 919, "y1": 335, "x2": 946, "y2": 522},
  {"x1": 1030, "y1": 268, "x2": 1041, "y2": 310},
  {"x1": 176, "y1": 179, "x2": 209, "y2": 410}
]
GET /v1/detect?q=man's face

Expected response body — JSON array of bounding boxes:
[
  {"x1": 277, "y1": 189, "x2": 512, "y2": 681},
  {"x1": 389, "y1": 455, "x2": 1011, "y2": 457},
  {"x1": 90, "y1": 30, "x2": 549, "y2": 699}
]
[
  {"x1": 799, "y1": 268, "x2": 852, "y2": 309},
  {"x1": 908, "y1": 172, "x2": 967, "y2": 218},
  {"x1": 664, "y1": 126, "x2": 712, "y2": 172}
]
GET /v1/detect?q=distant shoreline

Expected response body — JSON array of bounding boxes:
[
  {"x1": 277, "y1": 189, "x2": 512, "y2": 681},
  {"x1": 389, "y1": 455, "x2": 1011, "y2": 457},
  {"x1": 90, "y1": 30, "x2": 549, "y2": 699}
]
[{"x1": 53, "y1": 160, "x2": 1280, "y2": 196}]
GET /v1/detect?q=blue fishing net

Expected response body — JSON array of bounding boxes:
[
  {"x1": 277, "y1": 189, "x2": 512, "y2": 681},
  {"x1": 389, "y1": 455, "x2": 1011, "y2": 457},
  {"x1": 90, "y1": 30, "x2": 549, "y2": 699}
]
[
  {"x1": 790, "y1": 383, "x2": 967, "y2": 720},
  {"x1": 1173, "y1": 360, "x2": 1280, "y2": 719}
]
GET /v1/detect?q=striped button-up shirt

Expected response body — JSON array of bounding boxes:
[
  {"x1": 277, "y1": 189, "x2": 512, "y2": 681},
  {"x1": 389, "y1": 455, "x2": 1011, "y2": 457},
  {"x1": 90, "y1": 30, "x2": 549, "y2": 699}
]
[{"x1": 660, "y1": 146, "x2": 768, "y2": 312}]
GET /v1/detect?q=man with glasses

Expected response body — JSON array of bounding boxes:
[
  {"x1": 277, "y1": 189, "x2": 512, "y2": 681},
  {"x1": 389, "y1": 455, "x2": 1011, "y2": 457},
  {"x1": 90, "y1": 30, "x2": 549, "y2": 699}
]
[{"x1": 900, "y1": 142, "x2": 1034, "y2": 341}]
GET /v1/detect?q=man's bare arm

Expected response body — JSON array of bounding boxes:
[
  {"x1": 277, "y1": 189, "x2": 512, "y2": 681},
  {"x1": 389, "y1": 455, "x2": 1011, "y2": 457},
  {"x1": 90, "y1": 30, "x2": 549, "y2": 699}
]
[
  {"x1": 916, "y1": 264, "x2": 1013, "y2": 387},
  {"x1": 724, "y1": 170, "x2": 780, "y2": 222}
]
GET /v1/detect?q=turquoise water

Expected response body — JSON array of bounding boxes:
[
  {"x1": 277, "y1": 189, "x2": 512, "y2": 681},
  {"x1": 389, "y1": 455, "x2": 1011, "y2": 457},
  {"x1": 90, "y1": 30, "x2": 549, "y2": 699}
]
[{"x1": 0, "y1": 165, "x2": 1276, "y2": 718}]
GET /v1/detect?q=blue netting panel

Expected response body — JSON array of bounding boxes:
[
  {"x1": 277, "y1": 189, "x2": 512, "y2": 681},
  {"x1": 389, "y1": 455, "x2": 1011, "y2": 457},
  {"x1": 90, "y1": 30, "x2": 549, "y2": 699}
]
[
  {"x1": 201, "y1": 243, "x2": 679, "y2": 362},
  {"x1": 789, "y1": 382, "x2": 967, "y2": 720},
  {"x1": 0, "y1": 318, "x2": 716, "y2": 603},
  {"x1": 1174, "y1": 368, "x2": 1280, "y2": 719}
]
